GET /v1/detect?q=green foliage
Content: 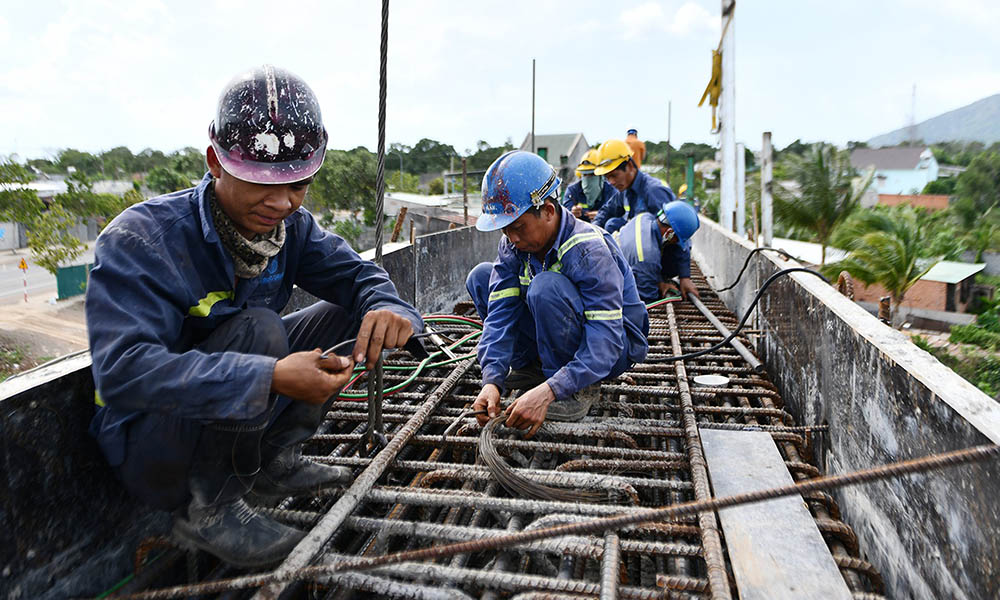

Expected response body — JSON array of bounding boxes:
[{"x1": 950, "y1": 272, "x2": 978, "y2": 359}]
[
  {"x1": 919, "y1": 339, "x2": 1000, "y2": 397},
  {"x1": 774, "y1": 143, "x2": 873, "y2": 265},
  {"x1": 428, "y1": 177, "x2": 444, "y2": 195},
  {"x1": 0, "y1": 158, "x2": 44, "y2": 224},
  {"x1": 146, "y1": 166, "x2": 192, "y2": 194},
  {"x1": 26, "y1": 204, "x2": 86, "y2": 275},
  {"x1": 328, "y1": 218, "x2": 364, "y2": 246},
  {"x1": 922, "y1": 177, "x2": 956, "y2": 195},
  {"x1": 0, "y1": 344, "x2": 28, "y2": 380},
  {"x1": 931, "y1": 141, "x2": 986, "y2": 167},
  {"x1": 911, "y1": 334, "x2": 934, "y2": 352},
  {"x1": 827, "y1": 206, "x2": 939, "y2": 322},
  {"x1": 386, "y1": 170, "x2": 420, "y2": 193},
  {"x1": 389, "y1": 138, "x2": 457, "y2": 175},
  {"x1": 950, "y1": 323, "x2": 1000, "y2": 350},
  {"x1": 465, "y1": 139, "x2": 515, "y2": 172},
  {"x1": 954, "y1": 151, "x2": 1000, "y2": 218},
  {"x1": 308, "y1": 148, "x2": 379, "y2": 224}
]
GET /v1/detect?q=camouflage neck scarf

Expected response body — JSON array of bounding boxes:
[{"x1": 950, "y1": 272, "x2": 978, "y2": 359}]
[{"x1": 208, "y1": 181, "x2": 285, "y2": 279}]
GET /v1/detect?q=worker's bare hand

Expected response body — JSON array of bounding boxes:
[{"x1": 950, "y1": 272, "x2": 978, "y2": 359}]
[
  {"x1": 353, "y1": 309, "x2": 414, "y2": 370},
  {"x1": 504, "y1": 383, "x2": 555, "y2": 439},
  {"x1": 473, "y1": 384, "x2": 502, "y2": 426},
  {"x1": 272, "y1": 349, "x2": 355, "y2": 405},
  {"x1": 659, "y1": 281, "x2": 679, "y2": 299},
  {"x1": 679, "y1": 277, "x2": 700, "y2": 300},
  {"x1": 586, "y1": 210, "x2": 599, "y2": 220},
  {"x1": 571, "y1": 205, "x2": 583, "y2": 218}
]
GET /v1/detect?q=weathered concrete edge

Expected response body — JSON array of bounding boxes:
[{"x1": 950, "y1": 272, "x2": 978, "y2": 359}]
[{"x1": 692, "y1": 218, "x2": 1000, "y2": 444}]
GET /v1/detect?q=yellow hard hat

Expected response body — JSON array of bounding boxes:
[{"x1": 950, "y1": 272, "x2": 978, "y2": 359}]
[
  {"x1": 678, "y1": 183, "x2": 688, "y2": 196},
  {"x1": 593, "y1": 139, "x2": 634, "y2": 175},
  {"x1": 574, "y1": 149, "x2": 600, "y2": 178}
]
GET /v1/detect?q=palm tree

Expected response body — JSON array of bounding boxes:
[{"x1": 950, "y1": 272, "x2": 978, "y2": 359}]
[
  {"x1": 827, "y1": 207, "x2": 940, "y2": 325},
  {"x1": 773, "y1": 144, "x2": 874, "y2": 265}
]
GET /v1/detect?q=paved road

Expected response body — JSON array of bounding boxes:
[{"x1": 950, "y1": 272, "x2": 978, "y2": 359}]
[{"x1": 0, "y1": 249, "x2": 96, "y2": 306}]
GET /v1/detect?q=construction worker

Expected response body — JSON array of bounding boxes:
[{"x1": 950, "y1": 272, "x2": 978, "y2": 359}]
[
  {"x1": 86, "y1": 65, "x2": 424, "y2": 568},
  {"x1": 592, "y1": 139, "x2": 678, "y2": 233},
  {"x1": 614, "y1": 200, "x2": 701, "y2": 302},
  {"x1": 625, "y1": 128, "x2": 646, "y2": 168},
  {"x1": 562, "y1": 149, "x2": 617, "y2": 222},
  {"x1": 466, "y1": 151, "x2": 649, "y2": 437}
]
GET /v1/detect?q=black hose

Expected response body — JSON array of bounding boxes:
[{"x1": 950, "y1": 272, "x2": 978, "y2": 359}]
[
  {"x1": 716, "y1": 247, "x2": 798, "y2": 292},
  {"x1": 650, "y1": 267, "x2": 829, "y2": 363}
]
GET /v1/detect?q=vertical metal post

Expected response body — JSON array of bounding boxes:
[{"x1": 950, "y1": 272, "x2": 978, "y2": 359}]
[
  {"x1": 665, "y1": 100, "x2": 672, "y2": 178},
  {"x1": 531, "y1": 59, "x2": 536, "y2": 153},
  {"x1": 719, "y1": 0, "x2": 736, "y2": 231},
  {"x1": 462, "y1": 157, "x2": 468, "y2": 225},
  {"x1": 761, "y1": 131, "x2": 774, "y2": 246},
  {"x1": 736, "y1": 142, "x2": 746, "y2": 237},
  {"x1": 686, "y1": 156, "x2": 695, "y2": 202}
]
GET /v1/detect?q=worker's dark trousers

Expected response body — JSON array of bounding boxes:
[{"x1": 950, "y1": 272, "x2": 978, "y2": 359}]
[
  {"x1": 115, "y1": 302, "x2": 355, "y2": 511},
  {"x1": 466, "y1": 262, "x2": 629, "y2": 381},
  {"x1": 603, "y1": 217, "x2": 627, "y2": 234}
]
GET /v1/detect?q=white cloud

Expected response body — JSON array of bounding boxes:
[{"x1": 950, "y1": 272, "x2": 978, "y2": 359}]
[
  {"x1": 667, "y1": 2, "x2": 716, "y2": 37},
  {"x1": 620, "y1": 2, "x2": 665, "y2": 39},
  {"x1": 0, "y1": 15, "x2": 9, "y2": 45}
]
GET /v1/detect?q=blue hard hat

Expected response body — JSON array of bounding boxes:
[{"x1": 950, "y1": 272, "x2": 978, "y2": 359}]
[
  {"x1": 477, "y1": 151, "x2": 561, "y2": 232},
  {"x1": 656, "y1": 200, "x2": 700, "y2": 251}
]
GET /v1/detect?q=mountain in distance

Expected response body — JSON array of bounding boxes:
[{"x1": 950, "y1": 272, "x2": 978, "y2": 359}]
[{"x1": 868, "y1": 93, "x2": 1000, "y2": 147}]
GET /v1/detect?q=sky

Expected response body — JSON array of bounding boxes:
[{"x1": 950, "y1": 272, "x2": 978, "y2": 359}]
[{"x1": 2, "y1": 0, "x2": 1000, "y2": 161}]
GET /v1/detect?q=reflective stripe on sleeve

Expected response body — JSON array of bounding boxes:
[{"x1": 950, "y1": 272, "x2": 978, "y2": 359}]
[
  {"x1": 188, "y1": 290, "x2": 235, "y2": 317},
  {"x1": 95, "y1": 390, "x2": 105, "y2": 407},
  {"x1": 489, "y1": 287, "x2": 521, "y2": 301},
  {"x1": 635, "y1": 215, "x2": 645, "y2": 262},
  {"x1": 584, "y1": 309, "x2": 623, "y2": 320},
  {"x1": 557, "y1": 232, "x2": 602, "y2": 260}
]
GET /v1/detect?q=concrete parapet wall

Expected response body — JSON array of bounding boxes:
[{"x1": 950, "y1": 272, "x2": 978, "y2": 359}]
[
  {"x1": 0, "y1": 225, "x2": 498, "y2": 598},
  {"x1": 692, "y1": 218, "x2": 1000, "y2": 600}
]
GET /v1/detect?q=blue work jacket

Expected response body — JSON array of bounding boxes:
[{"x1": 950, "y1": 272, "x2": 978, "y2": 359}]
[
  {"x1": 479, "y1": 205, "x2": 649, "y2": 400},
  {"x1": 562, "y1": 179, "x2": 617, "y2": 222},
  {"x1": 593, "y1": 170, "x2": 677, "y2": 229},
  {"x1": 87, "y1": 174, "x2": 422, "y2": 466}
]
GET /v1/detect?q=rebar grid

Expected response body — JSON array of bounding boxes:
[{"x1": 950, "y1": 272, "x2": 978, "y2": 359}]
[{"x1": 119, "y1": 264, "x2": 887, "y2": 600}]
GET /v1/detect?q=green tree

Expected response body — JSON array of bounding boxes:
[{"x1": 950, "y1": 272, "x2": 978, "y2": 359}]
[
  {"x1": 26, "y1": 205, "x2": 86, "y2": 275},
  {"x1": 773, "y1": 144, "x2": 873, "y2": 265},
  {"x1": 827, "y1": 206, "x2": 940, "y2": 324},
  {"x1": 56, "y1": 148, "x2": 103, "y2": 176},
  {"x1": 466, "y1": 139, "x2": 514, "y2": 171},
  {"x1": 307, "y1": 147, "x2": 379, "y2": 224},
  {"x1": 922, "y1": 178, "x2": 957, "y2": 195},
  {"x1": 427, "y1": 177, "x2": 444, "y2": 195},
  {"x1": 0, "y1": 159, "x2": 44, "y2": 224},
  {"x1": 386, "y1": 170, "x2": 420, "y2": 193},
  {"x1": 146, "y1": 166, "x2": 192, "y2": 194},
  {"x1": 955, "y1": 151, "x2": 1000, "y2": 216}
]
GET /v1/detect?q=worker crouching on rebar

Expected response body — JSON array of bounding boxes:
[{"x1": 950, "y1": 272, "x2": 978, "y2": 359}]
[
  {"x1": 85, "y1": 65, "x2": 423, "y2": 569},
  {"x1": 561, "y1": 149, "x2": 616, "y2": 223},
  {"x1": 614, "y1": 200, "x2": 701, "y2": 302},
  {"x1": 467, "y1": 151, "x2": 650, "y2": 437}
]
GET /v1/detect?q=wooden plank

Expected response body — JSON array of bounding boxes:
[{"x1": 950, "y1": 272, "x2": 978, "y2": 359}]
[{"x1": 700, "y1": 428, "x2": 852, "y2": 600}]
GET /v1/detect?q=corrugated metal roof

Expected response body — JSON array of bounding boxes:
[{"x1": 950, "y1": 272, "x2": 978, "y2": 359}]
[
  {"x1": 850, "y1": 147, "x2": 928, "y2": 170},
  {"x1": 921, "y1": 261, "x2": 986, "y2": 284}
]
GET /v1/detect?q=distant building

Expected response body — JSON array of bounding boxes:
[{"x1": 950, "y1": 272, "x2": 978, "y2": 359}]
[
  {"x1": 877, "y1": 194, "x2": 950, "y2": 211},
  {"x1": 850, "y1": 146, "x2": 939, "y2": 195},
  {"x1": 519, "y1": 133, "x2": 590, "y2": 190},
  {"x1": 769, "y1": 236, "x2": 989, "y2": 329}
]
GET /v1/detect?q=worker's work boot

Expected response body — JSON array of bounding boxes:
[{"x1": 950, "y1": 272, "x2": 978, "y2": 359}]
[
  {"x1": 172, "y1": 427, "x2": 305, "y2": 568},
  {"x1": 504, "y1": 362, "x2": 546, "y2": 390},
  {"x1": 546, "y1": 384, "x2": 601, "y2": 422},
  {"x1": 253, "y1": 444, "x2": 354, "y2": 497},
  {"x1": 173, "y1": 496, "x2": 305, "y2": 568},
  {"x1": 254, "y1": 399, "x2": 354, "y2": 497}
]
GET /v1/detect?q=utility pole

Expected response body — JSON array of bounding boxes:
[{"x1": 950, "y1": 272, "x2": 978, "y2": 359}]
[
  {"x1": 665, "y1": 100, "x2": 672, "y2": 181},
  {"x1": 531, "y1": 59, "x2": 536, "y2": 153},
  {"x1": 462, "y1": 157, "x2": 468, "y2": 226},
  {"x1": 761, "y1": 132, "x2": 774, "y2": 246},
  {"x1": 719, "y1": 0, "x2": 736, "y2": 232},
  {"x1": 736, "y1": 142, "x2": 746, "y2": 237}
]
